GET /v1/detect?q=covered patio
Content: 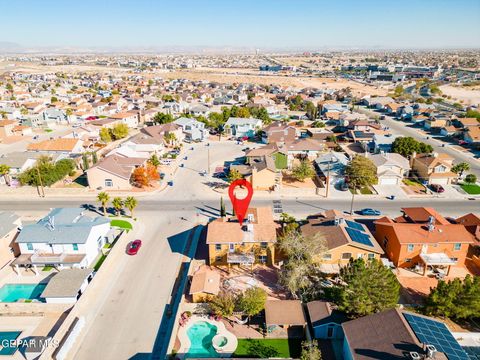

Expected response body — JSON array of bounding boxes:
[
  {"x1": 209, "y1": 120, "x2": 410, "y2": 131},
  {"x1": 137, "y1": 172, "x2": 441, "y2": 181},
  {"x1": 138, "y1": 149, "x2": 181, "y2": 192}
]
[
  {"x1": 11, "y1": 253, "x2": 87, "y2": 276},
  {"x1": 419, "y1": 253, "x2": 457, "y2": 277}
]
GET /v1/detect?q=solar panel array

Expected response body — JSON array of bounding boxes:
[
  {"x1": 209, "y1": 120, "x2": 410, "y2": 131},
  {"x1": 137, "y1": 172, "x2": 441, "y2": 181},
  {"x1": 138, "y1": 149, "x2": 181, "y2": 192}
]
[
  {"x1": 346, "y1": 220, "x2": 364, "y2": 231},
  {"x1": 403, "y1": 313, "x2": 471, "y2": 360},
  {"x1": 345, "y1": 227, "x2": 373, "y2": 247}
]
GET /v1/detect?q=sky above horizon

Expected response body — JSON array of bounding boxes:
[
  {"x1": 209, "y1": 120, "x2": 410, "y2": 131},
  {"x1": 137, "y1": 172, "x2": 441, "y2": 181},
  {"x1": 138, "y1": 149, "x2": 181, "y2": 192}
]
[{"x1": 1, "y1": 0, "x2": 479, "y2": 50}]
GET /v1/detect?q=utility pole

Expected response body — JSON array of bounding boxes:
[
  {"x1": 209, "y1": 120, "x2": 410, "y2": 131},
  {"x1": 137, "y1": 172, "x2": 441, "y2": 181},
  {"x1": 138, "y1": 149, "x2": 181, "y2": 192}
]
[
  {"x1": 36, "y1": 165, "x2": 45, "y2": 198},
  {"x1": 326, "y1": 150, "x2": 331, "y2": 198},
  {"x1": 350, "y1": 190, "x2": 355, "y2": 215},
  {"x1": 207, "y1": 145, "x2": 210, "y2": 175}
]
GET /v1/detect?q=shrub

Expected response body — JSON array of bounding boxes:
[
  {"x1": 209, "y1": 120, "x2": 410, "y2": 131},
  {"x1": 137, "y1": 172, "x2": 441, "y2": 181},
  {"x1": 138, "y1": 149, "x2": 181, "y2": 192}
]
[{"x1": 465, "y1": 174, "x2": 477, "y2": 184}]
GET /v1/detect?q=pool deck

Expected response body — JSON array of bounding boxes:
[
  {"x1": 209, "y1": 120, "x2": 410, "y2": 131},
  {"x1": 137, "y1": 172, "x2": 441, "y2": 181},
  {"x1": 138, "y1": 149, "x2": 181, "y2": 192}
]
[{"x1": 176, "y1": 315, "x2": 238, "y2": 359}]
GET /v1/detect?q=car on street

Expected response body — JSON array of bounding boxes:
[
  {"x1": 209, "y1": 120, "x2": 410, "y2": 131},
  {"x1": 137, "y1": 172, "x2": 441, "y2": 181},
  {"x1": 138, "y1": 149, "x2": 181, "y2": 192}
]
[
  {"x1": 430, "y1": 184, "x2": 445, "y2": 193},
  {"x1": 127, "y1": 239, "x2": 142, "y2": 255},
  {"x1": 359, "y1": 208, "x2": 381, "y2": 216}
]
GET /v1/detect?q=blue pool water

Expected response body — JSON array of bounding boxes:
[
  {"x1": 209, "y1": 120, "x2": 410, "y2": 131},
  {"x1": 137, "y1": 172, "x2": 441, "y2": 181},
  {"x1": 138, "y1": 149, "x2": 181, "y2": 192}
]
[
  {"x1": 185, "y1": 321, "x2": 219, "y2": 358},
  {"x1": 0, "y1": 284, "x2": 46, "y2": 302}
]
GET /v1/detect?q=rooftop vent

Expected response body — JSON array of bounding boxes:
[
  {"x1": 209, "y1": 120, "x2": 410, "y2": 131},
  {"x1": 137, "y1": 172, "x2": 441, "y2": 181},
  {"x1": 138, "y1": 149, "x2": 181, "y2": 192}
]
[
  {"x1": 426, "y1": 345, "x2": 437, "y2": 358},
  {"x1": 409, "y1": 352, "x2": 421, "y2": 360}
]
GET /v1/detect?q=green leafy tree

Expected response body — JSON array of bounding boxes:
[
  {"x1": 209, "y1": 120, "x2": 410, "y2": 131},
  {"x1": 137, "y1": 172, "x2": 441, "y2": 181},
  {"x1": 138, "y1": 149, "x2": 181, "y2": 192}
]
[
  {"x1": 465, "y1": 174, "x2": 477, "y2": 184},
  {"x1": 465, "y1": 109, "x2": 480, "y2": 120},
  {"x1": 392, "y1": 136, "x2": 433, "y2": 157},
  {"x1": 92, "y1": 151, "x2": 98, "y2": 164},
  {"x1": 164, "y1": 132, "x2": 177, "y2": 146},
  {"x1": 112, "y1": 197, "x2": 124, "y2": 216},
  {"x1": 279, "y1": 212, "x2": 299, "y2": 239},
  {"x1": 345, "y1": 156, "x2": 378, "y2": 190},
  {"x1": 291, "y1": 160, "x2": 315, "y2": 182},
  {"x1": 111, "y1": 123, "x2": 129, "y2": 140},
  {"x1": 227, "y1": 169, "x2": 243, "y2": 183},
  {"x1": 50, "y1": 96, "x2": 58, "y2": 103},
  {"x1": 124, "y1": 196, "x2": 138, "y2": 218},
  {"x1": 451, "y1": 162, "x2": 470, "y2": 178},
  {"x1": 301, "y1": 340, "x2": 322, "y2": 360},
  {"x1": 237, "y1": 286, "x2": 267, "y2": 322},
  {"x1": 236, "y1": 107, "x2": 251, "y2": 118},
  {"x1": 153, "y1": 112, "x2": 174, "y2": 124},
  {"x1": 19, "y1": 157, "x2": 75, "y2": 187},
  {"x1": 0, "y1": 164, "x2": 11, "y2": 185},
  {"x1": 209, "y1": 291, "x2": 236, "y2": 318},
  {"x1": 305, "y1": 101, "x2": 318, "y2": 120},
  {"x1": 97, "y1": 192, "x2": 110, "y2": 217},
  {"x1": 149, "y1": 154, "x2": 160, "y2": 167},
  {"x1": 82, "y1": 153, "x2": 89, "y2": 170},
  {"x1": 99, "y1": 127, "x2": 112, "y2": 142},
  {"x1": 425, "y1": 275, "x2": 480, "y2": 320},
  {"x1": 337, "y1": 258, "x2": 400, "y2": 318}
]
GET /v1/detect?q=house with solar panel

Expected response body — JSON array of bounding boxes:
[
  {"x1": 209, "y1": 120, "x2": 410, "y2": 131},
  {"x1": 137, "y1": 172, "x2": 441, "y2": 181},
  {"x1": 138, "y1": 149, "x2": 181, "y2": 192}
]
[
  {"x1": 12, "y1": 208, "x2": 112, "y2": 275},
  {"x1": 301, "y1": 210, "x2": 384, "y2": 274},
  {"x1": 342, "y1": 308, "x2": 469, "y2": 360}
]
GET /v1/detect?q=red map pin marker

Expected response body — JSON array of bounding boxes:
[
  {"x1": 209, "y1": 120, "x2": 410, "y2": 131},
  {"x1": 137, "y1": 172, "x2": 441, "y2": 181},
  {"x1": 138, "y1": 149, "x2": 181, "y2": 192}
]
[{"x1": 228, "y1": 179, "x2": 254, "y2": 226}]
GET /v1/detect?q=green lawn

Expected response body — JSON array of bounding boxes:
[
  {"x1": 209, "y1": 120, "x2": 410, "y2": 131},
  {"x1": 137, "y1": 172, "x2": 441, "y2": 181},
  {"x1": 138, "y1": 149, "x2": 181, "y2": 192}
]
[
  {"x1": 93, "y1": 254, "x2": 107, "y2": 271},
  {"x1": 233, "y1": 338, "x2": 302, "y2": 358},
  {"x1": 461, "y1": 183, "x2": 480, "y2": 195},
  {"x1": 110, "y1": 219, "x2": 133, "y2": 231}
]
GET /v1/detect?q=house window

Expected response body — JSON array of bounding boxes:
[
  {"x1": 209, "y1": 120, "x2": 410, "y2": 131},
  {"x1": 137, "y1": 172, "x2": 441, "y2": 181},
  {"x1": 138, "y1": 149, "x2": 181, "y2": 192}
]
[
  {"x1": 405, "y1": 258, "x2": 412, "y2": 263},
  {"x1": 260, "y1": 242, "x2": 268, "y2": 249},
  {"x1": 454, "y1": 243, "x2": 461, "y2": 251},
  {"x1": 323, "y1": 253, "x2": 332, "y2": 260},
  {"x1": 72, "y1": 243, "x2": 78, "y2": 251},
  {"x1": 451, "y1": 257, "x2": 458, "y2": 262},
  {"x1": 368, "y1": 253, "x2": 375, "y2": 260},
  {"x1": 229, "y1": 244, "x2": 235, "y2": 253},
  {"x1": 383, "y1": 237, "x2": 388, "y2": 248},
  {"x1": 27, "y1": 243, "x2": 33, "y2": 251},
  {"x1": 215, "y1": 256, "x2": 222, "y2": 262},
  {"x1": 407, "y1": 244, "x2": 414, "y2": 252},
  {"x1": 105, "y1": 179, "x2": 113, "y2": 187},
  {"x1": 342, "y1": 253, "x2": 352, "y2": 260},
  {"x1": 258, "y1": 255, "x2": 267, "y2": 263},
  {"x1": 327, "y1": 326, "x2": 334, "y2": 338},
  {"x1": 215, "y1": 244, "x2": 222, "y2": 251}
]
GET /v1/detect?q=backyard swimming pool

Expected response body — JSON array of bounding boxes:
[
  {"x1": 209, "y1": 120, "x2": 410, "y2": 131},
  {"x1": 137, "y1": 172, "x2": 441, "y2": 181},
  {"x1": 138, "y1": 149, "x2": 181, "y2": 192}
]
[
  {"x1": 185, "y1": 321, "x2": 218, "y2": 358},
  {"x1": 0, "y1": 284, "x2": 46, "y2": 302}
]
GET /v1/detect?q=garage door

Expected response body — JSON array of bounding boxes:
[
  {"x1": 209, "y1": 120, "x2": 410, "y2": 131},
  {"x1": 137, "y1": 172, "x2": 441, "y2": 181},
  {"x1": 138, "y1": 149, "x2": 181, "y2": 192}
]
[
  {"x1": 431, "y1": 178, "x2": 449, "y2": 185},
  {"x1": 379, "y1": 177, "x2": 398, "y2": 185}
]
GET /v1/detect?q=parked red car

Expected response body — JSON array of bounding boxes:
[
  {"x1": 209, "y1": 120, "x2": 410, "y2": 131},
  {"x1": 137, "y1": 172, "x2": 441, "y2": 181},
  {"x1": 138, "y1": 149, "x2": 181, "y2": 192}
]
[
  {"x1": 127, "y1": 239, "x2": 142, "y2": 255},
  {"x1": 430, "y1": 184, "x2": 445, "y2": 193}
]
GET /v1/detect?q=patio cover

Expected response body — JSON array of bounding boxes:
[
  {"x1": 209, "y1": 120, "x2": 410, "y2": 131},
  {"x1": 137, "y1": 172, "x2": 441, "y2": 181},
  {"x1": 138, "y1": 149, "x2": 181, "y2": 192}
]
[
  {"x1": 265, "y1": 300, "x2": 306, "y2": 326},
  {"x1": 419, "y1": 253, "x2": 457, "y2": 266},
  {"x1": 319, "y1": 263, "x2": 340, "y2": 274}
]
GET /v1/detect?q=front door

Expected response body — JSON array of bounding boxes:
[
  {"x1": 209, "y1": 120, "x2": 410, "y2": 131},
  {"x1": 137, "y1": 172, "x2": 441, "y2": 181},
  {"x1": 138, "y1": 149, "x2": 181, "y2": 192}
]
[{"x1": 229, "y1": 243, "x2": 235, "y2": 253}]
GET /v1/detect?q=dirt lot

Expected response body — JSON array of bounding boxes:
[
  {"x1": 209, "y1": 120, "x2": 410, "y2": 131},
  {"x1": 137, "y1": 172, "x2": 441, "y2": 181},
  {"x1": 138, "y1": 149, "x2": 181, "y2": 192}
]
[{"x1": 439, "y1": 84, "x2": 480, "y2": 106}]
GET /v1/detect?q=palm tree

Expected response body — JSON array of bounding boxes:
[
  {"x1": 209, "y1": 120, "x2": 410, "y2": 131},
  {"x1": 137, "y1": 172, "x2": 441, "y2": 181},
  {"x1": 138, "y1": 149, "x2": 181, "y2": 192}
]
[
  {"x1": 112, "y1": 197, "x2": 124, "y2": 216},
  {"x1": 0, "y1": 164, "x2": 10, "y2": 186},
  {"x1": 164, "y1": 132, "x2": 177, "y2": 146},
  {"x1": 124, "y1": 196, "x2": 138, "y2": 218},
  {"x1": 97, "y1": 192, "x2": 110, "y2": 217}
]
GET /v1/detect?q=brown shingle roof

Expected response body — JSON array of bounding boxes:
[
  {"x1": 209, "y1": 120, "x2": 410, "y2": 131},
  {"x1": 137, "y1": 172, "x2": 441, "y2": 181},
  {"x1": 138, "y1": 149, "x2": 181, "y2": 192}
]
[
  {"x1": 189, "y1": 266, "x2": 220, "y2": 295},
  {"x1": 90, "y1": 155, "x2": 145, "y2": 180}
]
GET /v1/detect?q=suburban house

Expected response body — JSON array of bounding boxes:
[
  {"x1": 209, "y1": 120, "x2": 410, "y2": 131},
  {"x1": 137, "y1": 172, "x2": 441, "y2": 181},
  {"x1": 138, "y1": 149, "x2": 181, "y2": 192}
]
[
  {"x1": 261, "y1": 122, "x2": 296, "y2": 144},
  {"x1": 41, "y1": 268, "x2": 93, "y2": 304},
  {"x1": 411, "y1": 152, "x2": 456, "y2": 185},
  {"x1": 206, "y1": 207, "x2": 277, "y2": 267},
  {"x1": 368, "y1": 153, "x2": 410, "y2": 185},
  {"x1": 0, "y1": 119, "x2": 17, "y2": 140},
  {"x1": 188, "y1": 264, "x2": 220, "y2": 303},
  {"x1": 224, "y1": 117, "x2": 263, "y2": 138},
  {"x1": 464, "y1": 125, "x2": 480, "y2": 146},
  {"x1": 27, "y1": 138, "x2": 85, "y2": 155},
  {"x1": 0, "y1": 152, "x2": 66, "y2": 177},
  {"x1": 86, "y1": 154, "x2": 146, "y2": 190},
  {"x1": 245, "y1": 143, "x2": 288, "y2": 170},
  {"x1": 12, "y1": 208, "x2": 112, "y2": 274},
  {"x1": 374, "y1": 207, "x2": 476, "y2": 273},
  {"x1": 108, "y1": 112, "x2": 139, "y2": 128},
  {"x1": 342, "y1": 308, "x2": 467, "y2": 360},
  {"x1": 174, "y1": 117, "x2": 208, "y2": 142},
  {"x1": 0, "y1": 211, "x2": 21, "y2": 267},
  {"x1": 230, "y1": 156, "x2": 278, "y2": 191},
  {"x1": 369, "y1": 134, "x2": 400, "y2": 153},
  {"x1": 282, "y1": 138, "x2": 326, "y2": 167},
  {"x1": 301, "y1": 210, "x2": 384, "y2": 274},
  {"x1": 314, "y1": 152, "x2": 349, "y2": 186},
  {"x1": 455, "y1": 213, "x2": 480, "y2": 240},
  {"x1": 306, "y1": 300, "x2": 346, "y2": 340},
  {"x1": 141, "y1": 123, "x2": 184, "y2": 146}
]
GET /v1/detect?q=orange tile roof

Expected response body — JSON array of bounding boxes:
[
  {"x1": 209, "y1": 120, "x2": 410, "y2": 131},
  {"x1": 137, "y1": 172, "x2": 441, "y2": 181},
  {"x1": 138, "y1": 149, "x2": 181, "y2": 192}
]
[
  {"x1": 27, "y1": 138, "x2": 81, "y2": 152},
  {"x1": 0, "y1": 120, "x2": 16, "y2": 126},
  {"x1": 189, "y1": 266, "x2": 220, "y2": 295},
  {"x1": 206, "y1": 207, "x2": 277, "y2": 244}
]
